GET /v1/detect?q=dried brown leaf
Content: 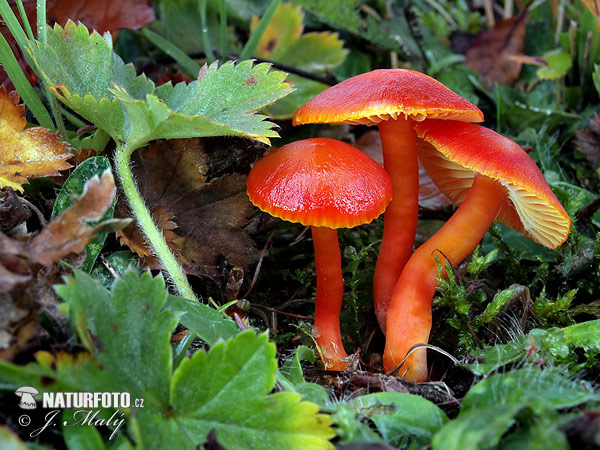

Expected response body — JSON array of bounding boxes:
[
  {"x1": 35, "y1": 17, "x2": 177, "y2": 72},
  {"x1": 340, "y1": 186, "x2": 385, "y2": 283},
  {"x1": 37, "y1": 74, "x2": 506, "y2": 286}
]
[
  {"x1": 117, "y1": 137, "x2": 268, "y2": 280},
  {"x1": 27, "y1": 171, "x2": 128, "y2": 265},
  {"x1": 464, "y1": 12, "x2": 527, "y2": 88},
  {"x1": 0, "y1": 0, "x2": 155, "y2": 86},
  {"x1": 575, "y1": 114, "x2": 600, "y2": 169}
]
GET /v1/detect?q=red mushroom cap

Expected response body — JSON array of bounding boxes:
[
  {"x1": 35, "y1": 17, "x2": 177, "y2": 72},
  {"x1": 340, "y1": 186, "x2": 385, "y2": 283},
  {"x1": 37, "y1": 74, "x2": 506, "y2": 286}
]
[
  {"x1": 292, "y1": 69, "x2": 483, "y2": 126},
  {"x1": 414, "y1": 120, "x2": 571, "y2": 248},
  {"x1": 247, "y1": 138, "x2": 393, "y2": 228}
]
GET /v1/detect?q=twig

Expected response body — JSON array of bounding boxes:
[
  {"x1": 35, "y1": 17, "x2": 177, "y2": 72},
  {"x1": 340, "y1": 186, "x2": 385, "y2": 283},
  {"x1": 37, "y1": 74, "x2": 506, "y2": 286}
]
[
  {"x1": 250, "y1": 303, "x2": 313, "y2": 320},
  {"x1": 242, "y1": 229, "x2": 275, "y2": 298}
]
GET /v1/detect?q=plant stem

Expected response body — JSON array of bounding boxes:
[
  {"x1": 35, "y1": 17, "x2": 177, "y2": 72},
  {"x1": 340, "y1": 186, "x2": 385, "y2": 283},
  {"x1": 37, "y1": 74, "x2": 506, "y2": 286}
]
[
  {"x1": 219, "y1": 0, "x2": 227, "y2": 63},
  {"x1": 114, "y1": 142, "x2": 197, "y2": 302},
  {"x1": 198, "y1": 0, "x2": 216, "y2": 63}
]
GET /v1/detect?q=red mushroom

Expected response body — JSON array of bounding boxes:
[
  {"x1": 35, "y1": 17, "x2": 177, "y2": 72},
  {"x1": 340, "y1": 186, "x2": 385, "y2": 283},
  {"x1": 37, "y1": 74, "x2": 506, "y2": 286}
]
[
  {"x1": 293, "y1": 69, "x2": 483, "y2": 331},
  {"x1": 383, "y1": 120, "x2": 571, "y2": 382},
  {"x1": 247, "y1": 138, "x2": 392, "y2": 370}
]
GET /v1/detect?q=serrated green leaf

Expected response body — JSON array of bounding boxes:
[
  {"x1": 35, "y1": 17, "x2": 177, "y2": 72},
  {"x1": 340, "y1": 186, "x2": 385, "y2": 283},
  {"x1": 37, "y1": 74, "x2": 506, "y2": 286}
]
[
  {"x1": 147, "y1": 331, "x2": 335, "y2": 450},
  {"x1": 166, "y1": 294, "x2": 239, "y2": 346},
  {"x1": 28, "y1": 21, "x2": 292, "y2": 147},
  {"x1": 461, "y1": 368, "x2": 597, "y2": 413},
  {"x1": 52, "y1": 157, "x2": 115, "y2": 272},
  {"x1": 55, "y1": 270, "x2": 178, "y2": 410},
  {"x1": 349, "y1": 392, "x2": 448, "y2": 448}
]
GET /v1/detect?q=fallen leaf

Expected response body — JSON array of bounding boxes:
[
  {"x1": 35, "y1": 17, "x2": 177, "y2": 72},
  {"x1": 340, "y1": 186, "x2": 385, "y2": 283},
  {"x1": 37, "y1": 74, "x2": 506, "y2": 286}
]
[
  {"x1": 0, "y1": 0, "x2": 155, "y2": 87},
  {"x1": 0, "y1": 170, "x2": 128, "y2": 266},
  {"x1": 464, "y1": 11, "x2": 527, "y2": 88},
  {"x1": 0, "y1": 87, "x2": 71, "y2": 191},
  {"x1": 13, "y1": 0, "x2": 155, "y2": 34},
  {"x1": 354, "y1": 130, "x2": 452, "y2": 210},
  {"x1": 27, "y1": 171, "x2": 128, "y2": 265},
  {"x1": 574, "y1": 113, "x2": 600, "y2": 169},
  {"x1": 117, "y1": 137, "x2": 271, "y2": 280}
]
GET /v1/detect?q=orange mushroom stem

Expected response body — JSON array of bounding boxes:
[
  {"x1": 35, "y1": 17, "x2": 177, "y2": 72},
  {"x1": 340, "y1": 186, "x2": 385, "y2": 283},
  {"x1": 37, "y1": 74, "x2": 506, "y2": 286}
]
[
  {"x1": 373, "y1": 117, "x2": 419, "y2": 330},
  {"x1": 383, "y1": 174, "x2": 505, "y2": 381},
  {"x1": 312, "y1": 226, "x2": 348, "y2": 369},
  {"x1": 383, "y1": 120, "x2": 571, "y2": 382}
]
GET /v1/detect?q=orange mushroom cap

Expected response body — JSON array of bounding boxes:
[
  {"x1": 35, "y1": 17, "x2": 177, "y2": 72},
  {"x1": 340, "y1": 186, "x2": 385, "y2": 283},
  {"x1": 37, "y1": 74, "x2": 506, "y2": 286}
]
[
  {"x1": 414, "y1": 120, "x2": 571, "y2": 249},
  {"x1": 292, "y1": 69, "x2": 484, "y2": 126},
  {"x1": 247, "y1": 138, "x2": 393, "y2": 228}
]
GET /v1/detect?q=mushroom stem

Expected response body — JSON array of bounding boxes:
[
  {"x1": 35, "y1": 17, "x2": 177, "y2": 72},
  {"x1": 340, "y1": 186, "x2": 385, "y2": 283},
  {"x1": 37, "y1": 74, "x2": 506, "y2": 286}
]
[
  {"x1": 312, "y1": 226, "x2": 348, "y2": 370},
  {"x1": 383, "y1": 174, "x2": 506, "y2": 382},
  {"x1": 374, "y1": 117, "x2": 420, "y2": 332}
]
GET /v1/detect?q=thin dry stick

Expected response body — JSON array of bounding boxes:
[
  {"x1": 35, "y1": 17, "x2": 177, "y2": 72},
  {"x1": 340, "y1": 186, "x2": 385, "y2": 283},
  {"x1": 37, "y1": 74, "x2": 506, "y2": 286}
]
[
  {"x1": 250, "y1": 303, "x2": 313, "y2": 320},
  {"x1": 386, "y1": 343, "x2": 459, "y2": 378},
  {"x1": 242, "y1": 229, "x2": 275, "y2": 298},
  {"x1": 484, "y1": 0, "x2": 495, "y2": 27},
  {"x1": 504, "y1": 0, "x2": 514, "y2": 18}
]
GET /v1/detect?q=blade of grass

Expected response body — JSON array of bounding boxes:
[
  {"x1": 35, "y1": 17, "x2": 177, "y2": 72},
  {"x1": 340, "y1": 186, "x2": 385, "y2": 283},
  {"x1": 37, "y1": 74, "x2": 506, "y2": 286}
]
[
  {"x1": 36, "y1": 0, "x2": 46, "y2": 43},
  {"x1": 198, "y1": 0, "x2": 216, "y2": 62},
  {"x1": 36, "y1": 0, "x2": 66, "y2": 137},
  {"x1": 14, "y1": 0, "x2": 33, "y2": 41},
  {"x1": 238, "y1": 0, "x2": 281, "y2": 61},
  {"x1": 219, "y1": 0, "x2": 227, "y2": 63},
  {"x1": 141, "y1": 28, "x2": 200, "y2": 78},
  {"x1": 0, "y1": 0, "x2": 29, "y2": 53},
  {"x1": 0, "y1": 32, "x2": 53, "y2": 128}
]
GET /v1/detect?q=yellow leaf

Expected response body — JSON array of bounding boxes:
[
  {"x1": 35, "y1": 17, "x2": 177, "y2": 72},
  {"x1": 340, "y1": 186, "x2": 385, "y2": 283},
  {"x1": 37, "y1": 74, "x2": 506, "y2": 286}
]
[
  {"x1": 0, "y1": 87, "x2": 71, "y2": 191},
  {"x1": 251, "y1": 3, "x2": 304, "y2": 59}
]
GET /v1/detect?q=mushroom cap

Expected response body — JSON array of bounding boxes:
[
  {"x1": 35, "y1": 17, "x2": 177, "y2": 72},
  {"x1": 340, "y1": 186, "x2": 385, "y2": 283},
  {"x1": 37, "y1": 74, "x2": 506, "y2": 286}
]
[
  {"x1": 247, "y1": 138, "x2": 393, "y2": 228},
  {"x1": 414, "y1": 120, "x2": 571, "y2": 249},
  {"x1": 292, "y1": 69, "x2": 483, "y2": 126}
]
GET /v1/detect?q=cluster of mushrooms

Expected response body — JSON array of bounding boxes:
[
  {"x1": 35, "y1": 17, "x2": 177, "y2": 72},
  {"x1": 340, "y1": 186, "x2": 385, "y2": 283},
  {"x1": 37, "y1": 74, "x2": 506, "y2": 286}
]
[{"x1": 246, "y1": 69, "x2": 572, "y2": 383}]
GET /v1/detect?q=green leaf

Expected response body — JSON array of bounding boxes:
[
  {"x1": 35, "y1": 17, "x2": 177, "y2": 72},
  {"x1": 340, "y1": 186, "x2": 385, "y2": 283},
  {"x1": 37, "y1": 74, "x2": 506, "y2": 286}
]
[
  {"x1": 0, "y1": 425, "x2": 28, "y2": 450},
  {"x1": 432, "y1": 404, "x2": 525, "y2": 450},
  {"x1": 280, "y1": 344, "x2": 316, "y2": 385},
  {"x1": 349, "y1": 392, "x2": 448, "y2": 448},
  {"x1": 465, "y1": 320, "x2": 600, "y2": 375},
  {"x1": 156, "y1": 331, "x2": 335, "y2": 449},
  {"x1": 165, "y1": 294, "x2": 239, "y2": 346},
  {"x1": 91, "y1": 250, "x2": 140, "y2": 289},
  {"x1": 537, "y1": 49, "x2": 572, "y2": 80},
  {"x1": 55, "y1": 270, "x2": 177, "y2": 409},
  {"x1": 28, "y1": 21, "x2": 292, "y2": 147},
  {"x1": 498, "y1": 422, "x2": 569, "y2": 450},
  {"x1": 63, "y1": 410, "x2": 107, "y2": 450},
  {"x1": 52, "y1": 157, "x2": 115, "y2": 272},
  {"x1": 461, "y1": 368, "x2": 597, "y2": 413}
]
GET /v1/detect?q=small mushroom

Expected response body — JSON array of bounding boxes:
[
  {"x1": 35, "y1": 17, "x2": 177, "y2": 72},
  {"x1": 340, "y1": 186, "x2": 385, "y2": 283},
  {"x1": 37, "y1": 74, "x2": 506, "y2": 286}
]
[
  {"x1": 247, "y1": 138, "x2": 392, "y2": 370},
  {"x1": 293, "y1": 69, "x2": 483, "y2": 332},
  {"x1": 15, "y1": 386, "x2": 39, "y2": 409},
  {"x1": 383, "y1": 120, "x2": 571, "y2": 382}
]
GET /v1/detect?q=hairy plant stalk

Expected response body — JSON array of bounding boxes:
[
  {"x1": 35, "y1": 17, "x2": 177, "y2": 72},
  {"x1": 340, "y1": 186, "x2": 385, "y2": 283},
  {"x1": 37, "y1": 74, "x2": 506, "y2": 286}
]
[{"x1": 114, "y1": 143, "x2": 197, "y2": 302}]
